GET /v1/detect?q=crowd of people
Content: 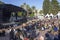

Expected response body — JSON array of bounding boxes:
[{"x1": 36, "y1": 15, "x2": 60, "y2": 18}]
[{"x1": 0, "y1": 18, "x2": 60, "y2": 40}]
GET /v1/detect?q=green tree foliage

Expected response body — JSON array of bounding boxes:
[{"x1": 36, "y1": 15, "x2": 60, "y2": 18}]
[
  {"x1": 20, "y1": 5, "x2": 24, "y2": 8},
  {"x1": 29, "y1": 6, "x2": 35, "y2": 17},
  {"x1": 30, "y1": 12, "x2": 34, "y2": 17},
  {"x1": 26, "y1": 5, "x2": 32, "y2": 13},
  {"x1": 51, "y1": 0, "x2": 59, "y2": 15},
  {"x1": 31, "y1": 6, "x2": 36, "y2": 17},
  {"x1": 58, "y1": 3, "x2": 60, "y2": 11},
  {"x1": 43, "y1": 0, "x2": 59, "y2": 15},
  {"x1": 43, "y1": 0, "x2": 51, "y2": 15},
  {"x1": 17, "y1": 12, "x2": 22, "y2": 16},
  {"x1": 0, "y1": 1, "x2": 4, "y2": 4},
  {"x1": 49, "y1": 2, "x2": 52, "y2": 14},
  {"x1": 20, "y1": 3, "x2": 34, "y2": 17},
  {"x1": 20, "y1": 3, "x2": 27, "y2": 10},
  {"x1": 32, "y1": 6, "x2": 36, "y2": 11},
  {"x1": 39, "y1": 10, "x2": 43, "y2": 14},
  {"x1": 20, "y1": 3, "x2": 37, "y2": 17},
  {"x1": 35, "y1": 10, "x2": 37, "y2": 13}
]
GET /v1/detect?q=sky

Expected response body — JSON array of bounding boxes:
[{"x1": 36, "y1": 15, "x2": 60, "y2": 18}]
[{"x1": 0, "y1": 0, "x2": 60, "y2": 10}]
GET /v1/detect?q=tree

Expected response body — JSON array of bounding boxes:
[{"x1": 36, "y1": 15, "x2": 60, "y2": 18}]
[
  {"x1": 58, "y1": 3, "x2": 60, "y2": 11},
  {"x1": 20, "y1": 5, "x2": 24, "y2": 8},
  {"x1": 28, "y1": 6, "x2": 35, "y2": 17},
  {"x1": 20, "y1": 3, "x2": 31, "y2": 16},
  {"x1": 29, "y1": 12, "x2": 34, "y2": 17},
  {"x1": 31, "y1": 6, "x2": 35, "y2": 13},
  {"x1": 20, "y1": 3, "x2": 27, "y2": 10},
  {"x1": 0, "y1": 1, "x2": 4, "y2": 4},
  {"x1": 43, "y1": 0, "x2": 51, "y2": 15},
  {"x1": 32, "y1": 6, "x2": 36, "y2": 11},
  {"x1": 49, "y1": 1, "x2": 52, "y2": 14},
  {"x1": 31, "y1": 6, "x2": 36, "y2": 14},
  {"x1": 26, "y1": 4, "x2": 33, "y2": 16},
  {"x1": 35, "y1": 10, "x2": 37, "y2": 13},
  {"x1": 20, "y1": 3, "x2": 35, "y2": 17},
  {"x1": 51, "y1": 0, "x2": 59, "y2": 15},
  {"x1": 17, "y1": 12, "x2": 22, "y2": 16},
  {"x1": 39, "y1": 10, "x2": 43, "y2": 14},
  {"x1": 26, "y1": 5, "x2": 31, "y2": 11}
]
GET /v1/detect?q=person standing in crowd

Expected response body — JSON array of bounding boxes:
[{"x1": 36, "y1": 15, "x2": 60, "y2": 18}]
[
  {"x1": 54, "y1": 32, "x2": 59, "y2": 40},
  {"x1": 15, "y1": 28, "x2": 24, "y2": 40},
  {"x1": 58, "y1": 23, "x2": 60, "y2": 40},
  {"x1": 45, "y1": 31, "x2": 54, "y2": 40},
  {"x1": 53, "y1": 25, "x2": 58, "y2": 32},
  {"x1": 39, "y1": 35, "x2": 44, "y2": 40},
  {"x1": 9, "y1": 28, "x2": 15, "y2": 40},
  {"x1": 41, "y1": 24, "x2": 45, "y2": 31}
]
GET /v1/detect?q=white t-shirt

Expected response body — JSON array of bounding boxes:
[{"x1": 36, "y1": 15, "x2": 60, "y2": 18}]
[{"x1": 20, "y1": 35, "x2": 24, "y2": 40}]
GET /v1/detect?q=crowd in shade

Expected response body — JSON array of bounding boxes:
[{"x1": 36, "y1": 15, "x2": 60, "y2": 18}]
[{"x1": 0, "y1": 17, "x2": 60, "y2": 40}]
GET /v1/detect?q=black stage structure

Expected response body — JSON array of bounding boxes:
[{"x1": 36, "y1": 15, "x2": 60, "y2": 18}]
[{"x1": 0, "y1": 4, "x2": 27, "y2": 29}]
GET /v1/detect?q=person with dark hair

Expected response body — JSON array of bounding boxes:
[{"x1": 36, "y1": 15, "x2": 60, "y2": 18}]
[
  {"x1": 53, "y1": 25, "x2": 58, "y2": 32},
  {"x1": 56, "y1": 15, "x2": 58, "y2": 19},
  {"x1": 9, "y1": 28, "x2": 15, "y2": 40},
  {"x1": 54, "y1": 34, "x2": 59, "y2": 40},
  {"x1": 58, "y1": 32, "x2": 60, "y2": 40},
  {"x1": 58, "y1": 23, "x2": 60, "y2": 40},
  {"x1": 45, "y1": 31, "x2": 54, "y2": 40},
  {"x1": 16, "y1": 28, "x2": 24, "y2": 40}
]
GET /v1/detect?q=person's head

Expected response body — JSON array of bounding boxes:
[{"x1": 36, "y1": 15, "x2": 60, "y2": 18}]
[
  {"x1": 54, "y1": 25, "x2": 56, "y2": 27},
  {"x1": 17, "y1": 28, "x2": 21, "y2": 33},
  {"x1": 52, "y1": 21, "x2": 54, "y2": 25},
  {"x1": 39, "y1": 36, "x2": 44, "y2": 40},
  {"x1": 47, "y1": 31, "x2": 51, "y2": 33},
  {"x1": 11, "y1": 28, "x2": 14, "y2": 30},
  {"x1": 47, "y1": 30, "x2": 53, "y2": 35}
]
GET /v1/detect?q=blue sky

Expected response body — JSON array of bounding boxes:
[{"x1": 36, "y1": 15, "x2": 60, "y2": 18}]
[{"x1": 0, "y1": 0, "x2": 60, "y2": 10}]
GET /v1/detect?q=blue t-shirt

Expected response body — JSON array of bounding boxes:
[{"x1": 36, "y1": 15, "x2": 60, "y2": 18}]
[{"x1": 53, "y1": 26, "x2": 58, "y2": 32}]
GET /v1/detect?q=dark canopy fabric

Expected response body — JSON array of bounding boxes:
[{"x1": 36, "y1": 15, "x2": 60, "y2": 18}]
[
  {"x1": 0, "y1": 4, "x2": 27, "y2": 23},
  {"x1": 0, "y1": 4, "x2": 27, "y2": 12}
]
